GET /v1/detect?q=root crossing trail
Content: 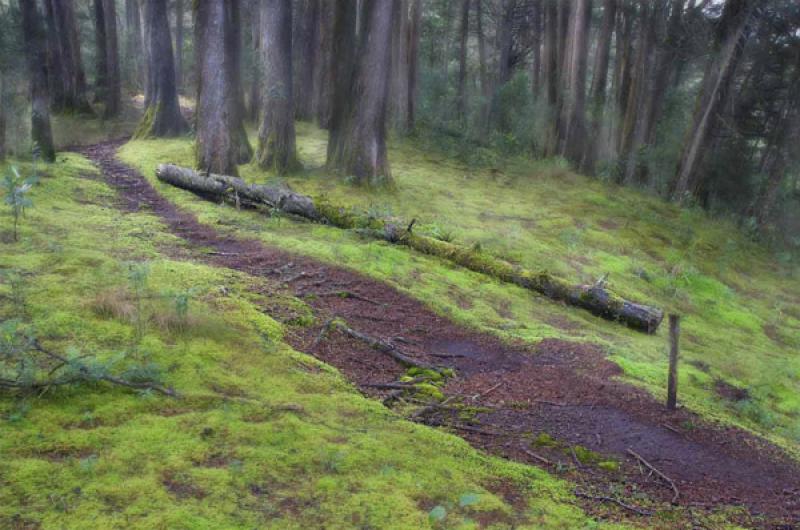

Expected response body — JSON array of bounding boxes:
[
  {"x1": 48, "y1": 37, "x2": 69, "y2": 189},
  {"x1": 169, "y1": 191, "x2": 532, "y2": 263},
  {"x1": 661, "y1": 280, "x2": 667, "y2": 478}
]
[{"x1": 78, "y1": 139, "x2": 800, "y2": 528}]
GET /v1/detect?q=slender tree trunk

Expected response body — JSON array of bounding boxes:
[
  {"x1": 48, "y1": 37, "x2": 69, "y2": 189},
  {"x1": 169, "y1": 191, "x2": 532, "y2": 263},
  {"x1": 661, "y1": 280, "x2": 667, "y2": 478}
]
[
  {"x1": 407, "y1": 0, "x2": 422, "y2": 131},
  {"x1": 497, "y1": 0, "x2": 516, "y2": 87},
  {"x1": 543, "y1": 0, "x2": 558, "y2": 108},
  {"x1": 257, "y1": 0, "x2": 298, "y2": 174},
  {"x1": 557, "y1": 0, "x2": 592, "y2": 163},
  {"x1": 295, "y1": 0, "x2": 320, "y2": 121},
  {"x1": 125, "y1": 0, "x2": 143, "y2": 90},
  {"x1": 313, "y1": 0, "x2": 333, "y2": 127},
  {"x1": 175, "y1": 0, "x2": 184, "y2": 93},
  {"x1": 531, "y1": 0, "x2": 542, "y2": 96},
  {"x1": 582, "y1": 0, "x2": 616, "y2": 171},
  {"x1": 326, "y1": 1, "x2": 358, "y2": 165},
  {"x1": 0, "y1": 73, "x2": 5, "y2": 161},
  {"x1": 389, "y1": 0, "x2": 410, "y2": 131},
  {"x1": 671, "y1": 0, "x2": 760, "y2": 199},
  {"x1": 195, "y1": 0, "x2": 252, "y2": 175},
  {"x1": 103, "y1": 0, "x2": 121, "y2": 117},
  {"x1": 328, "y1": 0, "x2": 394, "y2": 186},
  {"x1": 19, "y1": 0, "x2": 55, "y2": 162},
  {"x1": 475, "y1": 0, "x2": 491, "y2": 133},
  {"x1": 43, "y1": 0, "x2": 65, "y2": 109},
  {"x1": 612, "y1": 1, "x2": 635, "y2": 155},
  {"x1": 94, "y1": 0, "x2": 108, "y2": 104},
  {"x1": 45, "y1": 0, "x2": 92, "y2": 114},
  {"x1": 457, "y1": 0, "x2": 470, "y2": 119},
  {"x1": 135, "y1": 0, "x2": 188, "y2": 138},
  {"x1": 247, "y1": 0, "x2": 262, "y2": 122}
]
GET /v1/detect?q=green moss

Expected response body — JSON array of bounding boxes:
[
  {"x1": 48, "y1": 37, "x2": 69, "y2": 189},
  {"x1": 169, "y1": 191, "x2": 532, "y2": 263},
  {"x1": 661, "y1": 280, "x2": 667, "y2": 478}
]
[
  {"x1": 533, "y1": 433, "x2": 558, "y2": 448},
  {"x1": 0, "y1": 152, "x2": 623, "y2": 529},
  {"x1": 597, "y1": 461, "x2": 620, "y2": 472}
]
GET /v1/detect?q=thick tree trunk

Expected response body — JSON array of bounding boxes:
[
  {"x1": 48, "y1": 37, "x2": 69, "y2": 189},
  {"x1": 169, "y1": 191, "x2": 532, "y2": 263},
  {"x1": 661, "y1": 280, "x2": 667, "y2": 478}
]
[
  {"x1": 456, "y1": 0, "x2": 470, "y2": 119},
  {"x1": 671, "y1": 0, "x2": 760, "y2": 200},
  {"x1": 247, "y1": 0, "x2": 262, "y2": 122},
  {"x1": 157, "y1": 162, "x2": 665, "y2": 333},
  {"x1": 19, "y1": 0, "x2": 55, "y2": 162},
  {"x1": 195, "y1": 0, "x2": 252, "y2": 175},
  {"x1": 612, "y1": 2, "x2": 635, "y2": 156},
  {"x1": 295, "y1": 0, "x2": 320, "y2": 121},
  {"x1": 326, "y1": 1, "x2": 359, "y2": 168},
  {"x1": 328, "y1": 0, "x2": 394, "y2": 186},
  {"x1": 45, "y1": 0, "x2": 92, "y2": 114},
  {"x1": 542, "y1": 0, "x2": 558, "y2": 108},
  {"x1": 135, "y1": 0, "x2": 188, "y2": 138},
  {"x1": 257, "y1": 0, "x2": 298, "y2": 174},
  {"x1": 407, "y1": 0, "x2": 422, "y2": 131},
  {"x1": 125, "y1": 0, "x2": 144, "y2": 90},
  {"x1": 582, "y1": 0, "x2": 616, "y2": 172},
  {"x1": 312, "y1": 0, "x2": 333, "y2": 128},
  {"x1": 175, "y1": 0, "x2": 184, "y2": 92}
]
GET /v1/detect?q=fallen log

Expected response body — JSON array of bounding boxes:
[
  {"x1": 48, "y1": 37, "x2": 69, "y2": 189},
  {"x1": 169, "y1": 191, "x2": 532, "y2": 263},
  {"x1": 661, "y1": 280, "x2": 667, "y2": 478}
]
[{"x1": 156, "y1": 164, "x2": 664, "y2": 332}]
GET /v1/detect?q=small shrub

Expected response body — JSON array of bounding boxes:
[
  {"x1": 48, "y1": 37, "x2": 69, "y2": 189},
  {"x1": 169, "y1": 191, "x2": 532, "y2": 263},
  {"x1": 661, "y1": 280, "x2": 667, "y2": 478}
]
[{"x1": 2, "y1": 166, "x2": 38, "y2": 241}]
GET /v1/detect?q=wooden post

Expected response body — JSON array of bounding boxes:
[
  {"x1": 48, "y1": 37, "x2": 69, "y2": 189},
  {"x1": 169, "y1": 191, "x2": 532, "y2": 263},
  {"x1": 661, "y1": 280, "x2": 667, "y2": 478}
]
[{"x1": 667, "y1": 314, "x2": 680, "y2": 410}]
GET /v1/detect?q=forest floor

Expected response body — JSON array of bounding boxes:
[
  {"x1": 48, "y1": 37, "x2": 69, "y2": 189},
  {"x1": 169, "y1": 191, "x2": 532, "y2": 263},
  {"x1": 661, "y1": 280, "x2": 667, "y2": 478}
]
[{"x1": 74, "y1": 138, "x2": 800, "y2": 528}]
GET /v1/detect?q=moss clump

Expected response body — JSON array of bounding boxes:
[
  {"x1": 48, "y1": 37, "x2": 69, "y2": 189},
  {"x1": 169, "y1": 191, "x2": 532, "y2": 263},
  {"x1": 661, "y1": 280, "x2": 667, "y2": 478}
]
[
  {"x1": 598, "y1": 460, "x2": 620, "y2": 472},
  {"x1": 533, "y1": 433, "x2": 558, "y2": 448},
  {"x1": 570, "y1": 445, "x2": 601, "y2": 465}
]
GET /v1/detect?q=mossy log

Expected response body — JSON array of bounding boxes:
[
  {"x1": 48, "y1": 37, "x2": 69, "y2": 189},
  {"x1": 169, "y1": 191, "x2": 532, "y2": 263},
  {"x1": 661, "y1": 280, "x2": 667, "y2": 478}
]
[{"x1": 156, "y1": 164, "x2": 664, "y2": 333}]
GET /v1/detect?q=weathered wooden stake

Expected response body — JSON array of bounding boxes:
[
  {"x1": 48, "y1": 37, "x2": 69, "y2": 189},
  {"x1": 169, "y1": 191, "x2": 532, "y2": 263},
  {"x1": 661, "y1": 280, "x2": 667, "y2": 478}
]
[{"x1": 666, "y1": 314, "x2": 680, "y2": 410}]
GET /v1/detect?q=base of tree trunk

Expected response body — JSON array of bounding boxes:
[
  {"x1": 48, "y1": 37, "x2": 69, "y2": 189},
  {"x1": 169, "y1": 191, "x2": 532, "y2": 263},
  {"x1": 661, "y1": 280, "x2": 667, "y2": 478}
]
[{"x1": 156, "y1": 164, "x2": 664, "y2": 333}]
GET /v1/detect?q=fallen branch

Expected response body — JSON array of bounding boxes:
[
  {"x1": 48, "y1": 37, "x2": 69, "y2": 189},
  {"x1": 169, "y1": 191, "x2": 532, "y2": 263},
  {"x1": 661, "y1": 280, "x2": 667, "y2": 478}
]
[
  {"x1": 521, "y1": 447, "x2": 553, "y2": 466},
  {"x1": 574, "y1": 490, "x2": 653, "y2": 517},
  {"x1": 156, "y1": 164, "x2": 664, "y2": 333},
  {"x1": 330, "y1": 320, "x2": 443, "y2": 372},
  {"x1": 627, "y1": 448, "x2": 680, "y2": 504},
  {"x1": 472, "y1": 381, "x2": 503, "y2": 401},
  {"x1": 310, "y1": 290, "x2": 383, "y2": 306},
  {"x1": 411, "y1": 395, "x2": 456, "y2": 419}
]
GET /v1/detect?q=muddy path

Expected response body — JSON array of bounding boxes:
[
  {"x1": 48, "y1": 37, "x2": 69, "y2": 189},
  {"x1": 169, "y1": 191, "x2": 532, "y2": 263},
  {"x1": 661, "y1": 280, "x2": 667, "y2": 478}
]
[{"x1": 76, "y1": 139, "x2": 799, "y2": 528}]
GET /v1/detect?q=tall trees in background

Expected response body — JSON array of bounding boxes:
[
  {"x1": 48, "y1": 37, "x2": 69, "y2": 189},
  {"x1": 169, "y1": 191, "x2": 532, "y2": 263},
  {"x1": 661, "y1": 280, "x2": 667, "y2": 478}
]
[
  {"x1": 19, "y1": 0, "x2": 54, "y2": 161},
  {"x1": 174, "y1": 0, "x2": 184, "y2": 92},
  {"x1": 135, "y1": 0, "x2": 187, "y2": 138},
  {"x1": 671, "y1": 0, "x2": 761, "y2": 200},
  {"x1": 456, "y1": 0, "x2": 470, "y2": 119},
  {"x1": 294, "y1": 0, "x2": 319, "y2": 121},
  {"x1": 125, "y1": 0, "x2": 143, "y2": 90},
  {"x1": 195, "y1": 0, "x2": 251, "y2": 174},
  {"x1": 257, "y1": 0, "x2": 298, "y2": 173},
  {"x1": 43, "y1": 0, "x2": 92, "y2": 114},
  {"x1": 326, "y1": 0, "x2": 395, "y2": 185},
  {"x1": 94, "y1": 0, "x2": 121, "y2": 117}
]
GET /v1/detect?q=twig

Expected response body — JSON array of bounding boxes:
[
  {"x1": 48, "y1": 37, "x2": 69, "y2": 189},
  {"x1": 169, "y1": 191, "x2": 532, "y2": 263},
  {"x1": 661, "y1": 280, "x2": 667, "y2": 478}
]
[
  {"x1": 533, "y1": 399, "x2": 570, "y2": 407},
  {"x1": 282, "y1": 271, "x2": 309, "y2": 284},
  {"x1": 411, "y1": 395, "x2": 456, "y2": 419},
  {"x1": 364, "y1": 382, "x2": 416, "y2": 390},
  {"x1": 472, "y1": 381, "x2": 502, "y2": 401},
  {"x1": 574, "y1": 490, "x2": 653, "y2": 517},
  {"x1": 206, "y1": 251, "x2": 239, "y2": 256},
  {"x1": 311, "y1": 318, "x2": 334, "y2": 348},
  {"x1": 661, "y1": 423, "x2": 682, "y2": 435},
  {"x1": 626, "y1": 448, "x2": 680, "y2": 504},
  {"x1": 429, "y1": 352, "x2": 465, "y2": 358},
  {"x1": 331, "y1": 321, "x2": 443, "y2": 372},
  {"x1": 521, "y1": 447, "x2": 552, "y2": 466},
  {"x1": 310, "y1": 290, "x2": 383, "y2": 306}
]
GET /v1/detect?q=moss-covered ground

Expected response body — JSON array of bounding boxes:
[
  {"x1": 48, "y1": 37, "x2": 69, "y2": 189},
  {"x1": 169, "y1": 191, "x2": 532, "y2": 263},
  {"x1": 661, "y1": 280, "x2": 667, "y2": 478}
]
[
  {"x1": 119, "y1": 122, "x2": 800, "y2": 453},
  {"x1": 0, "y1": 149, "x2": 618, "y2": 527}
]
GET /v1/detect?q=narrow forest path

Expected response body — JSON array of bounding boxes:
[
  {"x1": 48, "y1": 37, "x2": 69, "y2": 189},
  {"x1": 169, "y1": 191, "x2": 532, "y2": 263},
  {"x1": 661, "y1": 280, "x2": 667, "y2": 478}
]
[{"x1": 77, "y1": 139, "x2": 800, "y2": 528}]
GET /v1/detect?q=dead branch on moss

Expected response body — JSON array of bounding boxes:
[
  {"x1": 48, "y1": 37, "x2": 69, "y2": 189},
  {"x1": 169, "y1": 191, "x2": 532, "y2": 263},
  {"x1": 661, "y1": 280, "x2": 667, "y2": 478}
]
[
  {"x1": 156, "y1": 164, "x2": 664, "y2": 333},
  {"x1": 627, "y1": 448, "x2": 680, "y2": 504},
  {"x1": 574, "y1": 490, "x2": 654, "y2": 517}
]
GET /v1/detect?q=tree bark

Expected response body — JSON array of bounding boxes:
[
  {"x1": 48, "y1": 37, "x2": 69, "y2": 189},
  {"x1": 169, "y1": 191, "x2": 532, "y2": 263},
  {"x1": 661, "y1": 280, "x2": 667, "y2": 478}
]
[
  {"x1": 530, "y1": 0, "x2": 542, "y2": 95},
  {"x1": 671, "y1": 0, "x2": 760, "y2": 200},
  {"x1": 175, "y1": 0, "x2": 184, "y2": 92},
  {"x1": 390, "y1": 0, "x2": 410, "y2": 131},
  {"x1": 19, "y1": 0, "x2": 55, "y2": 162},
  {"x1": 475, "y1": 0, "x2": 491, "y2": 133},
  {"x1": 195, "y1": 0, "x2": 252, "y2": 175},
  {"x1": 542, "y1": 0, "x2": 558, "y2": 108},
  {"x1": 247, "y1": 0, "x2": 262, "y2": 122},
  {"x1": 312, "y1": 0, "x2": 333, "y2": 128},
  {"x1": 257, "y1": 0, "x2": 298, "y2": 174},
  {"x1": 45, "y1": 0, "x2": 92, "y2": 114},
  {"x1": 0, "y1": 74, "x2": 5, "y2": 161},
  {"x1": 407, "y1": 0, "x2": 422, "y2": 131},
  {"x1": 557, "y1": 0, "x2": 592, "y2": 163},
  {"x1": 327, "y1": 0, "x2": 395, "y2": 186},
  {"x1": 582, "y1": 0, "x2": 616, "y2": 171},
  {"x1": 95, "y1": 0, "x2": 121, "y2": 117},
  {"x1": 295, "y1": 0, "x2": 320, "y2": 121},
  {"x1": 157, "y1": 162, "x2": 665, "y2": 333},
  {"x1": 125, "y1": 0, "x2": 143, "y2": 90},
  {"x1": 457, "y1": 0, "x2": 470, "y2": 119},
  {"x1": 326, "y1": 1, "x2": 359, "y2": 168},
  {"x1": 135, "y1": 0, "x2": 188, "y2": 138},
  {"x1": 94, "y1": 0, "x2": 108, "y2": 105}
]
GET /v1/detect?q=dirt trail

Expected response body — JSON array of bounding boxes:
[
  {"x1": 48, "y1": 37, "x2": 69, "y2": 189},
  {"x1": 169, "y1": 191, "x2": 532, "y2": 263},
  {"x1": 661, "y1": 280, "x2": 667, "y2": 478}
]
[{"x1": 77, "y1": 139, "x2": 799, "y2": 528}]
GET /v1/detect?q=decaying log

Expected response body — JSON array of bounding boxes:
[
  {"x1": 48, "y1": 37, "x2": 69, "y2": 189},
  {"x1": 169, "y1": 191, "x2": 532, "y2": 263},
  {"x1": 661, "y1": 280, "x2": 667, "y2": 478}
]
[{"x1": 156, "y1": 164, "x2": 664, "y2": 332}]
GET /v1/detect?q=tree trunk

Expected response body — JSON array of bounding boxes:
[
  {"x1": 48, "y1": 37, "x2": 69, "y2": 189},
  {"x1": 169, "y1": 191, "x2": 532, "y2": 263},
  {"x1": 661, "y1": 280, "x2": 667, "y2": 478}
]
[
  {"x1": 158, "y1": 162, "x2": 666, "y2": 334},
  {"x1": 407, "y1": 0, "x2": 422, "y2": 131},
  {"x1": 542, "y1": 0, "x2": 558, "y2": 108},
  {"x1": 94, "y1": 0, "x2": 108, "y2": 105},
  {"x1": 475, "y1": 0, "x2": 491, "y2": 133},
  {"x1": 195, "y1": 0, "x2": 252, "y2": 175},
  {"x1": 326, "y1": 1, "x2": 358, "y2": 166},
  {"x1": 328, "y1": 0, "x2": 395, "y2": 186},
  {"x1": 0, "y1": 73, "x2": 6, "y2": 161},
  {"x1": 557, "y1": 0, "x2": 592, "y2": 163},
  {"x1": 389, "y1": 0, "x2": 410, "y2": 131},
  {"x1": 295, "y1": 0, "x2": 320, "y2": 121},
  {"x1": 530, "y1": 0, "x2": 542, "y2": 95},
  {"x1": 313, "y1": 0, "x2": 333, "y2": 128},
  {"x1": 175, "y1": 0, "x2": 184, "y2": 93},
  {"x1": 247, "y1": 0, "x2": 262, "y2": 122},
  {"x1": 257, "y1": 0, "x2": 298, "y2": 174},
  {"x1": 45, "y1": 0, "x2": 92, "y2": 114},
  {"x1": 457, "y1": 0, "x2": 470, "y2": 119},
  {"x1": 612, "y1": 1, "x2": 635, "y2": 156},
  {"x1": 671, "y1": 0, "x2": 760, "y2": 200},
  {"x1": 19, "y1": 0, "x2": 55, "y2": 162},
  {"x1": 135, "y1": 0, "x2": 188, "y2": 138},
  {"x1": 582, "y1": 0, "x2": 616, "y2": 172},
  {"x1": 125, "y1": 0, "x2": 143, "y2": 90}
]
